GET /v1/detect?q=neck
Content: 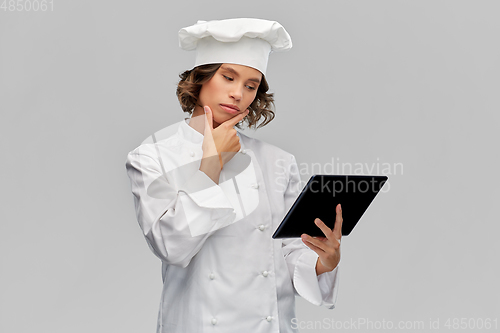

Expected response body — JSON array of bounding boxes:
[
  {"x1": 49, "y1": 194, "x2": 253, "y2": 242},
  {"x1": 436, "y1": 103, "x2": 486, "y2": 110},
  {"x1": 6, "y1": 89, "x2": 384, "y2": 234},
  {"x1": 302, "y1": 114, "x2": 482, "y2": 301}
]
[{"x1": 189, "y1": 106, "x2": 221, "y2": 134}]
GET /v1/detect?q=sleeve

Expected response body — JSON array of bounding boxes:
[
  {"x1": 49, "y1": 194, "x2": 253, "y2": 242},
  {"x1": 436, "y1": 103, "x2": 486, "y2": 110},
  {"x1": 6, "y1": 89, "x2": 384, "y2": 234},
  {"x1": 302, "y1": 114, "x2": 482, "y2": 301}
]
[
  {"x1": 281, "y1": 154, "x2": 340, "y2": 309},
  {"x1": 125, "y1": 149, "x2": 237, "y2": 268}
]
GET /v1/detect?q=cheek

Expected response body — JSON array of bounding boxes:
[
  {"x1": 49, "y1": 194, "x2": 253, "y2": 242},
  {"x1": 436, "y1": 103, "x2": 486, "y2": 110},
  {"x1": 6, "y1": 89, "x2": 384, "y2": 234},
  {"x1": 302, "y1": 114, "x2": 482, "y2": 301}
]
[
  {"x1": 245, "y1": 91, "x2": 258, "y2": 107},
  {"x1": 198, "y1": 80, "x2": 218, "y2": 104}
]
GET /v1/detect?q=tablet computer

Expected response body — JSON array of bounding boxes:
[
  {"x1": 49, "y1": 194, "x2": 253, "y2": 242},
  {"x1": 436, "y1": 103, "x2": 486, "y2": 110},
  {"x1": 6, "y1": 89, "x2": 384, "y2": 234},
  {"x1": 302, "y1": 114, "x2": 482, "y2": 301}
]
[{"x1": 272, "y1": 175, "x2": 388, "y2": 238}]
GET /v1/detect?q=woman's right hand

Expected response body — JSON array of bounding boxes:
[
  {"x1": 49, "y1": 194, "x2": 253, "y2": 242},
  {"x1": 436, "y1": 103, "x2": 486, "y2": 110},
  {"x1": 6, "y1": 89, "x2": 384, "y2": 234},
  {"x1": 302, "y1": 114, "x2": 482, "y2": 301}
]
[
  {"x1": 202, "y1": 105, "x2": 249, "y2": 167},
  {"x1": 199, "y1": 106, "x2": 249, "y2": 183}
]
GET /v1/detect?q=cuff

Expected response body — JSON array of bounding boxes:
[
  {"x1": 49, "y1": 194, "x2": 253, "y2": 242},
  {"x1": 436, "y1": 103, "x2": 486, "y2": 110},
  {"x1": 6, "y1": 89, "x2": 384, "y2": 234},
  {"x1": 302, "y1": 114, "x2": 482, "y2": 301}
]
[
  {"x1": 317, "y1": 262, "x2": 340, "y2": 309},
  {"x1": 293, "y1": 250, "x2": 340, "y2": 308},
  {"x1": 177, "y1": 170, "x2": 236, "y2": 236}
]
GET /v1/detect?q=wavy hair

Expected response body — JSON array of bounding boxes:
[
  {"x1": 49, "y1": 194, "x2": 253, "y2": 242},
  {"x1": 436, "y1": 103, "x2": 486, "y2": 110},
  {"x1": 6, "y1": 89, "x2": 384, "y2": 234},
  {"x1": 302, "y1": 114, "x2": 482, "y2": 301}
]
[{"x1": 176, "y1": 63, "x2": 275, "y2": 129}]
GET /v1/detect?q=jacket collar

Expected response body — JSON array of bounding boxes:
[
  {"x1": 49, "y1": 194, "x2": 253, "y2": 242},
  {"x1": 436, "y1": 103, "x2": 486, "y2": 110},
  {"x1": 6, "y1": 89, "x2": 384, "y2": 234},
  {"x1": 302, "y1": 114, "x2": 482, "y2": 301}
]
[{"x1": 178, "y1": 118, "x2": 204, "y2": 145}]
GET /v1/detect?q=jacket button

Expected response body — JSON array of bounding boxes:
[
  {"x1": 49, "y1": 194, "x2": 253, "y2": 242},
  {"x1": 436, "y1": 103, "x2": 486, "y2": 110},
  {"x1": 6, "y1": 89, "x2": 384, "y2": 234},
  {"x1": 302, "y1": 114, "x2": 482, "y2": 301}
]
[
  {"x1": 262, "y1": 271, "x2": 269, "y2": 277},
  {"x1": 189, "y1": 151, "x2": 195, "y2": 157},
  {"x1": 266, "y1": 316, "x2": 272, "y2": 322},
  {"x1": 258, "y1": 224, "x2": 265, "y2": 231},
  {"x1": 211, "y1": 318, "x2": 217, "y2": 325},
  {"x1": 251, "y1": 183, "x2": 259, "y2": 189},
  {"x1": 209, "y1": 273, "x2": 215, "y2": 280},
  {"x1": 241, "y1": 149, "x2": 247, "y2": 154}
]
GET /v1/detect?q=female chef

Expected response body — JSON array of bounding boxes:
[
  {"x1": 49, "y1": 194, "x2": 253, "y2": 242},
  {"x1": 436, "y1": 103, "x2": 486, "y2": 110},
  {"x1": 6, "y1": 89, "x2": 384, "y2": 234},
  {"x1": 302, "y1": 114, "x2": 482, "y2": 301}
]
[{"x1": 125, "y1": 18, "x2": 342, "y2": 333}]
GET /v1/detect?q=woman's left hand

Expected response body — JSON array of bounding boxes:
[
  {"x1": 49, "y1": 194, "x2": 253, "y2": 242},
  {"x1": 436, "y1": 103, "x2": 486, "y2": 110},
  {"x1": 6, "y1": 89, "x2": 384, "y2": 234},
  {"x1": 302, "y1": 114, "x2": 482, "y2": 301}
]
[{"x1": 301, "y1": 203, "x2": 342, "y2": 275}]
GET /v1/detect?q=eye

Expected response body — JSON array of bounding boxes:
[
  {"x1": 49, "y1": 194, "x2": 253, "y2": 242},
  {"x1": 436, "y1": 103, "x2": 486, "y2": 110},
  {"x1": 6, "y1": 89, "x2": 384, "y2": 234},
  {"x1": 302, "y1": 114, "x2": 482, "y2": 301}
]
[
  {"x1": 246, "y1": 85, "x2": 256, "y2": 91},
  {"x1": 223, "y1": 75, "x2": 233, "y2": 81}
]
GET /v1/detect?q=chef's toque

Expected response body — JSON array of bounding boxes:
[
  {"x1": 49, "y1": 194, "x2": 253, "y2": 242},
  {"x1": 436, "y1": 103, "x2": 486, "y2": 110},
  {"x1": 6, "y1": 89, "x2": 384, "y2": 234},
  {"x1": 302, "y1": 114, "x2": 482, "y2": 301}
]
[{"x1": 178, "y1": 18, "x2": 292, "y2": 76}]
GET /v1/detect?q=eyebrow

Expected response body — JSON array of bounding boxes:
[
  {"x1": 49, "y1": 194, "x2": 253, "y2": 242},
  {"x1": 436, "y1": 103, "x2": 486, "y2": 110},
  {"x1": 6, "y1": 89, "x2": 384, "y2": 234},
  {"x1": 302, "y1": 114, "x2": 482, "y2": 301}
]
[{"x1": 221, "y1": 65, "x2": 261, "y2": 84}]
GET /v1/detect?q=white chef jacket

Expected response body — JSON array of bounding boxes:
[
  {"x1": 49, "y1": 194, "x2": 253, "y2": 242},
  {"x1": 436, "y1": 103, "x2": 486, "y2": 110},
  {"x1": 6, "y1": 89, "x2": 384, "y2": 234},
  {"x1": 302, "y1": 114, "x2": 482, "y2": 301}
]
[{"x1": 125, "y1": 116, "x2": 340, "y2": 333}]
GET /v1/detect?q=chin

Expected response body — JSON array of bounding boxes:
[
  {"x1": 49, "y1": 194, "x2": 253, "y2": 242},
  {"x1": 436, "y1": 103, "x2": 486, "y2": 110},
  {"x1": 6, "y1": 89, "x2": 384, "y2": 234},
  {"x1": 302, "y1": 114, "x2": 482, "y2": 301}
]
[
  {"x1": 213, "y1": 112, "x2": 230, "y2": 123},
  {"x1": 211, "y1": 114, "x2": 224, "y2": 127}
]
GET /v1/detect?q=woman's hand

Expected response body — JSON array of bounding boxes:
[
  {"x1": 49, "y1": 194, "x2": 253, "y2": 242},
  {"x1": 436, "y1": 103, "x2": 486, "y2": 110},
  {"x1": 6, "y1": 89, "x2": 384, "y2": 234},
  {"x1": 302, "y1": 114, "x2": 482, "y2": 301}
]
[
  {"x1": 301, "y1": 204, "x2": 342, "y2": 275},
  {"x1": 202, "y1": 105, "x2": 249, "y2": 168}
]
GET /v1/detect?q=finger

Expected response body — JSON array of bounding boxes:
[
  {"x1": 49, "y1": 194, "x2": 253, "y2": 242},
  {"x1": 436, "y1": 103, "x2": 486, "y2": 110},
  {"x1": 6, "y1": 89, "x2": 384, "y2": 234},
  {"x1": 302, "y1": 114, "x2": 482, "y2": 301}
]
[
  {"x1": 302, "y1": 240, "x2": 324, "y2": 256},
  {"x1": 332, "y1": 204, "x2": 343, "y2": 239},
  {"x1": 221, "y1": 109, "x2": 249, "y2": 128},
  {"x1": 314, "y1": 218, "x2": 334, "y2": 240},
  {"x1": 301, "y1": 234, "x2": 327, "y2": 253},
  {"x1": 204, "y1": 106, "x2": 214, "y2": 131}
]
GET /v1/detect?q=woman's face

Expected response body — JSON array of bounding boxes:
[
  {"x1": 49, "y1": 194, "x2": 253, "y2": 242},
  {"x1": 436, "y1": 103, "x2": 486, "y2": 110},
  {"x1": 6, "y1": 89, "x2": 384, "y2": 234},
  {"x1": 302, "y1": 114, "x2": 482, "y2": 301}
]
[{"x1": 194, "y1": 64, "x2": 262, "y2": 128}]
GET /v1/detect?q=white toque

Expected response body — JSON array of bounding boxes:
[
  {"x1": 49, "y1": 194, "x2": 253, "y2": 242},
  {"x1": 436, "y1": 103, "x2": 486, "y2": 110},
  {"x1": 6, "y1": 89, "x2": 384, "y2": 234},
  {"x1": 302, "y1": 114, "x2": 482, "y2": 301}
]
[{"x1": 178, "y1": 18, "x2": 292, "y2": 76}]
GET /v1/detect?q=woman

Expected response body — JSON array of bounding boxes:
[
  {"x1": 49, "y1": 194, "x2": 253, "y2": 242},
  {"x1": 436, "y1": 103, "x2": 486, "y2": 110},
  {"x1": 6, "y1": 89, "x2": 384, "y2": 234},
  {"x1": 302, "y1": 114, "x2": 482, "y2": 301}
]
[{"x1": 125, "y1": 18, "x2": 342, "y2": 333}]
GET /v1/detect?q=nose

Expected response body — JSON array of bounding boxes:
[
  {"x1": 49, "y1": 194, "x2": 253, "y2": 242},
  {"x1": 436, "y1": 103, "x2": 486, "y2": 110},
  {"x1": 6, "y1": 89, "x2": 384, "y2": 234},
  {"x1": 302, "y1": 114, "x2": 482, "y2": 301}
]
[{"x1": 230, "y1": 85, "x2": 243, "y2": 101}]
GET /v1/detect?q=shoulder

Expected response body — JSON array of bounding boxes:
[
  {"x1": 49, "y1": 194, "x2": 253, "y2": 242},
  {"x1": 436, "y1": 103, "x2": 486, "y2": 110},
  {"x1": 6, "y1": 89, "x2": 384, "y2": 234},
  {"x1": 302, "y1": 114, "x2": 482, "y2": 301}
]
[{"x1": 126, "y1": 120, "x2": 187, "y2": 161}]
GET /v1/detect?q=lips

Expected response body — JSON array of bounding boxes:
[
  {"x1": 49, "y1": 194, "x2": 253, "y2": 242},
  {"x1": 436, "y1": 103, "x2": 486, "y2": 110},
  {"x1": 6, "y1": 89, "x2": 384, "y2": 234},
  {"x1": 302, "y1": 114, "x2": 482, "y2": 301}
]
[{"x1": 220, "y1": 104, "x2": 240, "y2": 112}]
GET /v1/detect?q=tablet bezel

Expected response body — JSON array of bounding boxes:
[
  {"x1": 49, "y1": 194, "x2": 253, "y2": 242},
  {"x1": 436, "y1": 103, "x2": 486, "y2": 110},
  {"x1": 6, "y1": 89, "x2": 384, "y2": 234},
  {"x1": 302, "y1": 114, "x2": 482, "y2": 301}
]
[{"x1": 272, "y1": 174, "x2": 388, "y2": 238}]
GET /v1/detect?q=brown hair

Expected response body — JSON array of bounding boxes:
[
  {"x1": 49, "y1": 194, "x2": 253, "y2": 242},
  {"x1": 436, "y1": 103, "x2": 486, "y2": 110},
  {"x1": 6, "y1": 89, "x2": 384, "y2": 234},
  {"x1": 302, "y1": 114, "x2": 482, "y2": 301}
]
[{"x1": 176, "y1": 63, "x2": 275, "y2": 129}]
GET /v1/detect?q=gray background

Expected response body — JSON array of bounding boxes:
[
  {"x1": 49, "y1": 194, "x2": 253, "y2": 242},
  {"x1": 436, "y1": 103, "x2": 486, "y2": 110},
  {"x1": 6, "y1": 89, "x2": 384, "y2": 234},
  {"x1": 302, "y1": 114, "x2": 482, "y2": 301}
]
[{"x1": 1, "y1": 0, "x2": 499, "y2": 332}]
